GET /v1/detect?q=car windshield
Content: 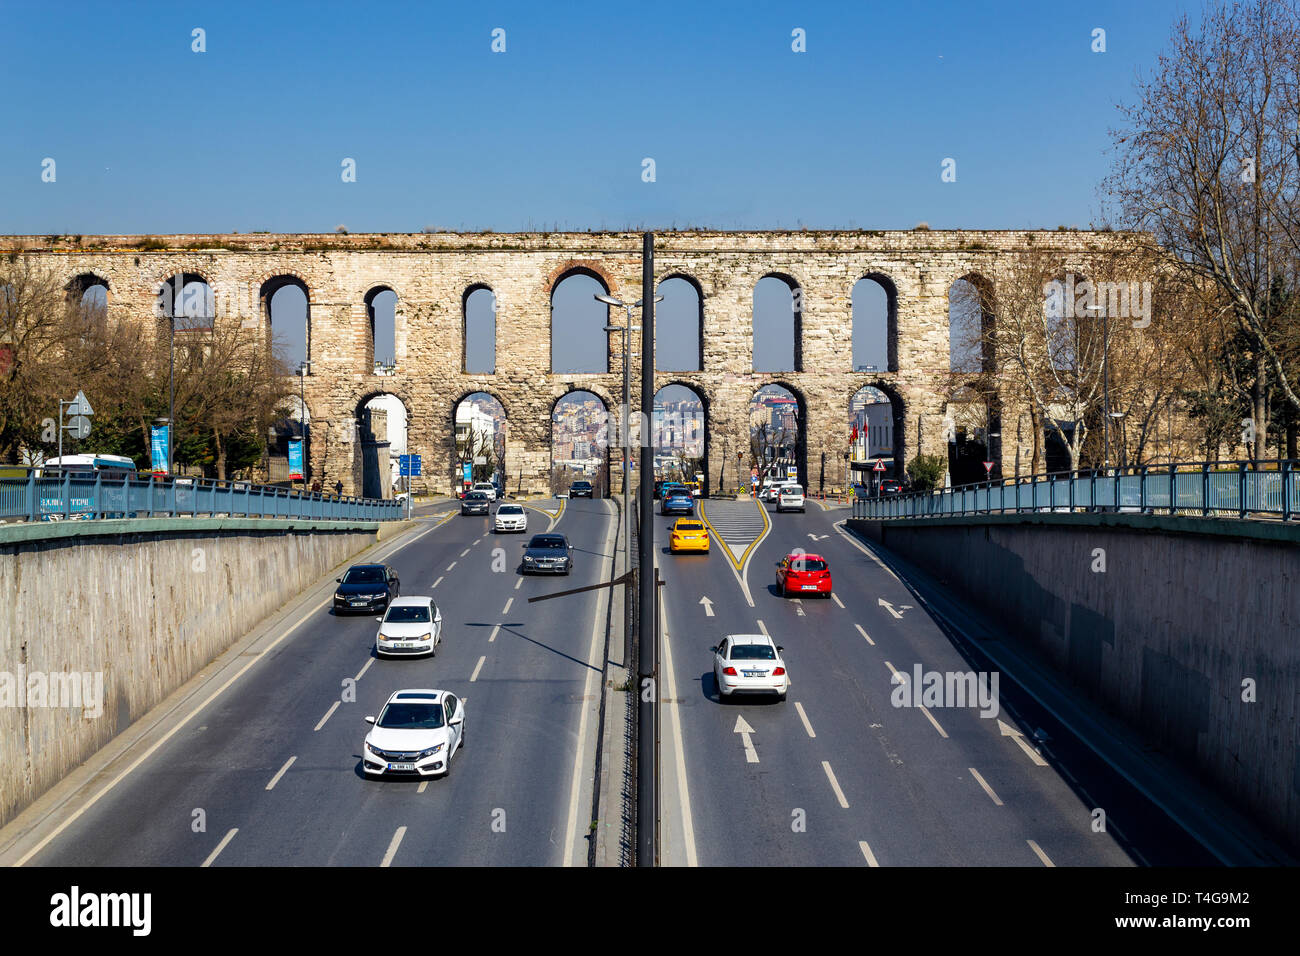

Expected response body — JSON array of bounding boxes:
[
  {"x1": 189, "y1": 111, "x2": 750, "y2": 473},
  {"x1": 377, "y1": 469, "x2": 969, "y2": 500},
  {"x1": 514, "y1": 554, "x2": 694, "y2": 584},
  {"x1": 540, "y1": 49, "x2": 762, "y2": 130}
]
[
  {"x1": 343, "y1": 567, "x2": 385, "y2": 584},
  {"x1": 466, "y1": 493, "x2": 488, "y2": 501},
  {"x1": 499, "y1": 505, "x2": 523, "y2": 515},
  {"x1": 529, "y1": 537, "x2": 566, "y2": 549},
  {"x1": 730, "y1": 644, "x2": 777, "y2": 661},
  {"x1": 791, "y1": 558, "x2": 828, "y2": 572},
  {"x1": 676, "y1": 522, "x2": 704, "y2": 531},
  {"x1": 377, "y1": 702, "x2": 444, "y2": 729},
  {"x1": 573, "y1": 482, "x2": 591, "y2": 488},
  {"x1": 385, "y1": 605, "x2": 431, "y2": 624}
]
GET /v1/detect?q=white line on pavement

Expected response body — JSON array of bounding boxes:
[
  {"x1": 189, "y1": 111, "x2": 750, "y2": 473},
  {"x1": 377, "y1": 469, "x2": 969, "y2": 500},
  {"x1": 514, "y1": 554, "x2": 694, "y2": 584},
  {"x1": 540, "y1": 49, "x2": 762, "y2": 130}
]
[
  {"x1": 354, "y1": 658, "x2": 374, "y2": 681},
  {"x1": 201, "y1": 828, "x2": 238, "y2": 868},
  {"x1": 968, "y1": 767, "x2": 1003, "y2": 806},
  {"x1": 859, "y1": 840, "x2": 880, "y2": 867},
  {"x1": 417, "y1": 781, "x2": 428, "y2": 794},
  {"x1": 502, "y1": 597, "x2": 513, "y2": 614},
  {"x1": 756, "y1": 619, "x2": 768, "y2": 636},
  {"x1": 470, "y1": 656, "x2": 486, "y2": 682},
  {"x1": 265, "y1": 756, "x2": 296, "y2": 791},
  {"x1": 489, "y1": 624, "x2": 501, "y2": 643},
  {"x1": 460, "y1": 548, "x2": 470, "y2": 557},
  {"x1": 446, "y1": 561, "x2": 456, "y2": 571},
  {"x1": 514, "y1": 578, "x2": 523, "y2": 590},
  {"x1": 1027, "y1": 840, "x2": 1055, "y2": 867},
  {"x1": 854, "y1": 623, "x2": 875, "y2": 646},
  {"x1": 831, "y1": 593, "x2": 845, "y2": 609},
  {"x1": 314, "y1": 700, "x2": 340, "y2": 732},
  {"x1": 661, "y1": 583, "x2": 699, "y2": 867},
  {"x1": 432, "y1": 576, "x2": 443, "y2": 588},
  {"x1": 381, "y1": 826, "x2": 406, "y2": 867},
  {"x1": 883, "y1": 661, "x2": 949, "y2": 738},
  {"x1": 794, "y1": 702, "x2": 816, "y2": 738},
  {"x1": 822, "y1": 761, "x2": 850, "y2": 808}
]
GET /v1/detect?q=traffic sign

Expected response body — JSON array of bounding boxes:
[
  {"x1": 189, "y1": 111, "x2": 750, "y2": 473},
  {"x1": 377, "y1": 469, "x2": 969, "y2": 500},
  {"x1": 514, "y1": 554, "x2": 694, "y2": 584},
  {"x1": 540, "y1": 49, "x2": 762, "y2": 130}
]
[
  {"x1": 400, "y1": 454, "x2": 422, "y2": 477},
  {"x1": 67, "y1": 390, "x2": 94, "y2": 417},
  {"x1": 872, "y1": 459, "x2": 886, "y2": 473},
  {"x1": 67, "y1": 415, "x2": 91, "y2": 439},
  {"x1": 983, "y1": 461, "x2": 995, "y2": 475}
]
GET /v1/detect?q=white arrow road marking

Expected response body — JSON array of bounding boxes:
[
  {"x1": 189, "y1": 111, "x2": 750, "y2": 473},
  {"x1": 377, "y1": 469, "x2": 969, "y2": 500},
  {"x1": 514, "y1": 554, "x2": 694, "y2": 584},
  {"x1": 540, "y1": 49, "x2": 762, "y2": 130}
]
[
  {"x1": 265, "y1": 756, "x2": 296, "y2": 791},
  {"x1": 1027, "y1": 839, "x2": 1055, "y2": 866},
  {"x1": 381, "y1": 826, "x2": 406, "y2": 867},
  {"x1": 807, "y1": 533, "x2": 829, "y2": 541},
  {"x1": 878, "y1": 598, "x2": 906, "y2": 619},
  {"x1": 998, "y1": 719, "x2": 1049, "y2": 766},
  {"x1": 733, "y1": 715, "x2": 759, "y2": 763},
  {"x1": 854, "y1": 623, "x2": 875, "y2": 646},
  {"x1": 201, "y1": 828, "x2": 238, "y2": 867},
  {"x1": 699, "y1": 596, "x2": 714, "y2": 617}
]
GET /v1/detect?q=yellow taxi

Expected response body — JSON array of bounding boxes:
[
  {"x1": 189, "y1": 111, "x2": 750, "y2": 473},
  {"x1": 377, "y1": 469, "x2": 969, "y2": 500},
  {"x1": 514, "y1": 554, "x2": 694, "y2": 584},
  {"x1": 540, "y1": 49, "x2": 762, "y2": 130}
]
[{"x1": 669, "y1": 517, "x2": 710, "y2": 553}]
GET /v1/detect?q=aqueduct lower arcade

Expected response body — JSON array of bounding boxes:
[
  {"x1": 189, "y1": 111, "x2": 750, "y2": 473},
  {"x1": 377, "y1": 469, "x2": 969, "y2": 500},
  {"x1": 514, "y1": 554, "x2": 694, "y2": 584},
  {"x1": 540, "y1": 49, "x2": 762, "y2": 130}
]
[{"x1": 19, "y1": 230, "x2": 1127, "y2": 495}]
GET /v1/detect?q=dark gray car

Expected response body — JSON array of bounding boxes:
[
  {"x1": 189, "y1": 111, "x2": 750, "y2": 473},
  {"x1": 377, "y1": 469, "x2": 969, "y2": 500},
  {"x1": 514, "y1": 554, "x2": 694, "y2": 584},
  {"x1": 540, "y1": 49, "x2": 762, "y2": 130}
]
[
  {"x1": 521, "y1": 533, "x2": 573, "y2": 574},
  {"x1": 461, "y1": 491, "x2": 491, "y2": 516}
]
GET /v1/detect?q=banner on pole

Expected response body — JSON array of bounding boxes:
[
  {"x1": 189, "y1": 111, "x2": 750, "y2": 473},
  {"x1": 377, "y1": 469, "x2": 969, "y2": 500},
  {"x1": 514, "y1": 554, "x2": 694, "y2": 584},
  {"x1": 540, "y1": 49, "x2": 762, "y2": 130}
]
[
  {"x1": 150, "y1": 425, "x2": 169, "y2": 474},
  {"x1": 288, "y1": 439, "x2": 304, "y2": 480}
]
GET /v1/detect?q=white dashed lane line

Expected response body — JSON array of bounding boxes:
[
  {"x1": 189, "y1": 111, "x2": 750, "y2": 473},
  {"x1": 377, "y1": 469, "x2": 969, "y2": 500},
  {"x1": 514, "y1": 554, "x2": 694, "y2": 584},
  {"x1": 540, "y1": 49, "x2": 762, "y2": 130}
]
[
  {"x1": 446, "y1": 561, "x2": 457, "y2": 571},
  {"x1": 265, "y1": 756, "x2": 296, "y2": 791},
  {"x1": 201, "y1": 828, "x2": 238, "y2": 868},
  {"x1": 470, "y1": 656, "x2": 486, "y2": 682},
  {"x1": 793, "y1": 702, "x2": 816, "y2": 738},
  {"x1": 859, "y1": 840, "x2": 880, "y2": 867},
  {"x1": 883, "y1": 660, "x2": 949, "y2": 738},
  {"x1": 1027, "y1": 840, "x2": 1055, "y2": 866},
  {"x1": 502, "y1": 597, "x2": 513, "y2": 614},
  {"x1": 822, "y1": 761, "x2": 850, "y2": 808},
  {"x1": 831, "y1": 593, "x2": 845, "y2": 609},
  {"x1": 460, "y1": 548, "x2": 471, "y2": 557},
  {"x1": 381, "y1": 826, "x2": 406, "y2": 867},
  {"x1": 314, "y1": 701, "x2": 340, "y2": 732},
  {"x1": 968, "y1": 767, "x2": 1004, "y2": 806},
  {"x1": 354, "y1": 658, "x2": 374, "y2": 681},
  {"x1": 854, "y1": 623, "x2": 875, "y2": 646},
  {"x1": 515, "y1": 578, "x2": 523, "y2": 590},
  {"x1": 432, "y1": 576, "x2": 443, "y2": 588},
  {"x1": 489, "y1": 625, "x2": 501, "y2": 643}
]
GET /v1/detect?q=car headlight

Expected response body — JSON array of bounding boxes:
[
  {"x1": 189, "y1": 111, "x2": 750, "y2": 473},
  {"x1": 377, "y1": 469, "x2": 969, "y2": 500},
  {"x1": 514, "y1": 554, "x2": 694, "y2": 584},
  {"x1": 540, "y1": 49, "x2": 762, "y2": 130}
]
[
  {"x1": 366, "y1": 741, "x2": 384, "y2": 756},
  {"x1": 524, "y1": 556, "x2": 534, "y2": 563},
  {"x1": 418, "y1": 744, "x2": 444, "y2": 758},
  {"x1": 417, "y1": 632, "x2": 432, "y2": 641}
]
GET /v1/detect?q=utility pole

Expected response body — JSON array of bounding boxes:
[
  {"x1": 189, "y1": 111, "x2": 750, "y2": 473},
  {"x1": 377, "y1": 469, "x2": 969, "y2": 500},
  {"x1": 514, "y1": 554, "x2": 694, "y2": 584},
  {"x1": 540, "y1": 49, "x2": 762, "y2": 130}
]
[{"x1": 637, "y1": 232, "x2": 657, "y2": 866}]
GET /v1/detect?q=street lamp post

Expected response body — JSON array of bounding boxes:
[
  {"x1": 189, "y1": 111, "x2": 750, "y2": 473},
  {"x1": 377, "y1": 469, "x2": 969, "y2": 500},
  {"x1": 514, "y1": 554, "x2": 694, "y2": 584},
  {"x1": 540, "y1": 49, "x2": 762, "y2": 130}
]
[
  {"x1": 1085, "y1": 303, "x2": 1111, "y2": 472},
  {"x1": 298, "y1": 360, "x2": 311, "y2": 489}
]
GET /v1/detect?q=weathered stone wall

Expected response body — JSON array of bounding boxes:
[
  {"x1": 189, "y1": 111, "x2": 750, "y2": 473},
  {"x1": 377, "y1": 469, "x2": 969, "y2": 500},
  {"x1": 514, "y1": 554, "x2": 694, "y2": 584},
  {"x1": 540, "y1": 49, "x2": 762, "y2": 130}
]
[{"x1": 4, "y1": 230, "x2": 1132, "y2": 495}]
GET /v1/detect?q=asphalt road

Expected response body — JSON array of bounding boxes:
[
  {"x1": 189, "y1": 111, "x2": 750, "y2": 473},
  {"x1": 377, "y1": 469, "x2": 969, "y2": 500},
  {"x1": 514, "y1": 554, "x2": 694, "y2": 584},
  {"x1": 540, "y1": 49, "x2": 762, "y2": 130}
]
[
  {"x1": 657, "y1": 495, "x2": 1222, "y2": 867},
  {"x1": 7, "y1": 496, "x2": 616, "y2": 867}
]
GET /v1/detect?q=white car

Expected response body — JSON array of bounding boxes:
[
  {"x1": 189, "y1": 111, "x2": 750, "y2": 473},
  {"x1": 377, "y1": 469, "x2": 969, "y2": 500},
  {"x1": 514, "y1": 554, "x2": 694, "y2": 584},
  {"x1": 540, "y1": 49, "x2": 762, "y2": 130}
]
[
  {"x1": 472, "y1": 481, "x2": 497, "y2": 501},
  {"x1": 363, "y1": 689, "x2": 465, "y2": 778},
  {"x1": 714, "y1": 633, "x2": 789, "y2": 702},
  {"x1": 760, "y1": 480, "x2": 796, "y2": 503},
  {"x1": 776, "y1": 484, "x2": 805, "y2": 512},
  {"x1": 375, "y1": 596, "x2": 441, "y2": 657},
  {"x1": 494, "y1": 503, "x2": 528, "y2": 533}
]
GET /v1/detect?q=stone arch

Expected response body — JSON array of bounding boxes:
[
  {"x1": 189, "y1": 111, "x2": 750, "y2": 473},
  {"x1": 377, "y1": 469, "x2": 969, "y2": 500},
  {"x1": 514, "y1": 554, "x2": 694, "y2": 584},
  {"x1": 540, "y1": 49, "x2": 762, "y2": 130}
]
[
  {"x1": 544, "y1": 260, "x2": 619, "y2": 296},
  {"x1": 653, "y1": 380, "x2": 710, "y2": 497},
  {"x1": 353, "y1": 390, "x2": 410, "y2": 499},
  {"x1": 752, "y1": 273, "x2": 804, "y2": 372},
  {"x1": 157, "y1": 271, "x2": 216, "y2": 330},
  {"x1": 261, "y1": 274, "x2": 312, "y2": 372},
  {"x1": 66, "y1": 272, "x2": 110, "y2": 299},
  {"x1": 450, "y1": 390, "x2": 509, "y2": 493},
  {"x1": 848, "y1": 380, "x2": 907, "y2": 482},
  {"x1": 750, "y1": 380, "x2": 808, "y2": 489},
  {"x1": 852, "y1": 272, "x2": 898, "y2": 373},
  {"x1": 550, "y1": 387, "x2": 613, "y2": 496},
  {"x1": 656, "y1": 273, "x2": 705, "y2": 372},
  {"x1": 550, "y1": 268, "x2": 612, "y2": 374},
  {"x1": 364, "y1": 285, "x2": 399, "y2": 372},
  {"x1": 462, "y1": 283, "x2": 496, "y2": 374}
]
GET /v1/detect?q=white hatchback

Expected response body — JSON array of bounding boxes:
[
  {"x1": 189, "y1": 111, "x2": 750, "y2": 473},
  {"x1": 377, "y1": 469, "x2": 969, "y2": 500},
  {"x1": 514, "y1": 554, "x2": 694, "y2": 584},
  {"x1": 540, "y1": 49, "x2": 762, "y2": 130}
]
[
  {"x1": 375, "y1": 596, "x2": 441, "y2": 657},
  {"x1": 363, "y1": 689, "x2": 465, "y2": 778},
  {"x1": 494, "y1": 503, "x2": 528, "y2": 533},
  {"x1": 714, "y1": 633, "x2": 789, "y2": 702},
  {"x1": 776, "y1": 484, "x2": 805, "y2": 512}
]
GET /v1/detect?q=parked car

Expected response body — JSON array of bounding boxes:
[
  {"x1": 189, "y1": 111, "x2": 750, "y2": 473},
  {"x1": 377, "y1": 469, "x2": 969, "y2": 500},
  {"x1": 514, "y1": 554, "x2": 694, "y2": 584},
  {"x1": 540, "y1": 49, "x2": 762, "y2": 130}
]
[
  {"x1": 714, "y1": 634, "x2": 788, "y2": 702},
  {"x1": 521, "y1": 533, "x2": 573, "y2": 574},
  {"x1": 494, "y1": 503, "x2": 528, "y2": 533},
  {"x1": 362, "y1": 689, "x2": 464, "y2": 779},
  {"x1": 669, "y1": 517, "x2": 710, "y2": 553},
  {"x1": 375, "y1": 596, "x2": 441, "y2": 658},
  {"x1": 775, "y1": 552, "x2": 832, "y2": 598},
  {"x1": 461, "y1": 491, "x2": 491, "y2": 516},
  {"x1": 334, "y1": 564, "x2": 400, "y2": 613},
  {"x1": 569, "y1": 480, "x2": 594, "y2": 498}
]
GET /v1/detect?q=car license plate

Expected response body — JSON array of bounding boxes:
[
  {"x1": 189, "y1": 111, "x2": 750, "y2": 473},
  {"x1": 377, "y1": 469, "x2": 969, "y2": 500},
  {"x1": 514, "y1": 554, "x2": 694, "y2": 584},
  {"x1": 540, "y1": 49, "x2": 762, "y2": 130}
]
[
  {"x1": 801, "y1": 585, "x2": 817, "y2": 590},
  {"x1": 350, "y1": 599, "x2": 367, "y2": 605},
  {"x1": 387, "y1": 762, "x2": 415, "y2": 771},
  {"x1": 743, "y1": 670, "x2": 766, "y2": 677}
]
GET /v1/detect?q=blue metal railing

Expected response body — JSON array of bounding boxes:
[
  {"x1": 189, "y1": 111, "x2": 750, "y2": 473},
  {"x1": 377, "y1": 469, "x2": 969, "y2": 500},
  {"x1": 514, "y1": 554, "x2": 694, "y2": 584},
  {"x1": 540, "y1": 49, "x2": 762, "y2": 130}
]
[
  {"x1": 0, "y1": 469, "x2": 403, "y2": 523},
  {"x1": 852, "y1": 460, "x2": 1300, "y2": 523}
]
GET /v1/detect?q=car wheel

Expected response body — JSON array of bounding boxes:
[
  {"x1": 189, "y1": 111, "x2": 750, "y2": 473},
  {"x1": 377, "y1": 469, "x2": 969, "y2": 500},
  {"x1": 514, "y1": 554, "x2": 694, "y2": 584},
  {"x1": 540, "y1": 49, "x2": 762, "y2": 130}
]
[
  {"x1": 716, "y1": 679, "x2": 729, "y2": 703},
  {"x1": 776, "y1": 692, "x2": 787, "y2": 703}
]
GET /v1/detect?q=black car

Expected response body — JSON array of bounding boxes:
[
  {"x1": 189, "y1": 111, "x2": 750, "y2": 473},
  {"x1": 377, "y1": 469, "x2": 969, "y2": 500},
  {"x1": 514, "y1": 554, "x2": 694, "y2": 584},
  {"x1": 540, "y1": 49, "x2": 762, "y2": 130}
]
[
  {"x1": 880, "y1": 479, "x2": 904, "y2": 496},
  {"x1": 569, "y1": 480, "x2": 594, "y2": 498},
  {"x1": 461, "y1": 491, "x2": 492, "y2": 515},
  {"x1": 521, "y1": 533, "x2": 573, "y2": 575},
  {"x1": 334, "y1": 564, "x2": 400, "y2": 613}
]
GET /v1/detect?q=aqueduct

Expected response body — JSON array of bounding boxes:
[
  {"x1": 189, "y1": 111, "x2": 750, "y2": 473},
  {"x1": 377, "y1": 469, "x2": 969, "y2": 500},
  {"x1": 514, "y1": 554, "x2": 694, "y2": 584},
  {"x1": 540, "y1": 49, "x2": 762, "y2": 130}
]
[{"x1": 9, "y1": 229, "x2": 1132, "y2": 495}]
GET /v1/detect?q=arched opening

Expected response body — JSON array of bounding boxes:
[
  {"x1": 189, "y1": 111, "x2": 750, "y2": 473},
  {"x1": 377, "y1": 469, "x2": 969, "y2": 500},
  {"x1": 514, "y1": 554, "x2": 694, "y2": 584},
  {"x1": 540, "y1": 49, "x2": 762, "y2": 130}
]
[
  {"x1": 356, "y1": 393, "x2": 408, "y2": 499},
  {"x1": 552, "y1": 390, "x2": 609, "y2": 497},
  {"x1": 551, "y1": 270, "x2": 610, "y2": 373},
  {"x1": 752, "y1": 274, "x2": 802, "y2": 372},
  {"x1": 852, "y1": 275, "x2": 896, "y2": 373},
  {"x1": 463, "y1": 285, "x2": 497, "y2": 373},
  {"x1": 68, "y1": 276, "x2": 108, "y2": 333},
  {"x1": 848, "y1": 384, "x2": 905, "y2": 488},
  {"x1": 261, "y1": 276, "x2": 310, "y2": 372},
  {"x1": 948, "y1": 274, "x2": 1002, "y2": 478},
  {"x1": 366, "y1": 287, "x2": 398, "y2": 374},
  {"x1": 158, "y1": 273, "x2": 215, "y2": 331},
  {"x1": 656, "y1": 275, "x2": 703, "y2": 371},
  {"x1": 749, "y1": 383, "x2": 806, "y2": 490},
  {"x1": 654, "y1": 383, "x2": 708, "y2": 496},
  {"x1": 452, "y1": 392, "x2": 507, "y2": 495}
]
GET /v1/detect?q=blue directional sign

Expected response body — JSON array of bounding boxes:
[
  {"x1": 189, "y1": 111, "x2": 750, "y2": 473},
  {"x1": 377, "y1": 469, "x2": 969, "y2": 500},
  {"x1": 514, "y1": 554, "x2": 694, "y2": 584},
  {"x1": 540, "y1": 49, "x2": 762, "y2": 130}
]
[{"x1": 400, "y1": 454, "x2": 422, "y2": 477}]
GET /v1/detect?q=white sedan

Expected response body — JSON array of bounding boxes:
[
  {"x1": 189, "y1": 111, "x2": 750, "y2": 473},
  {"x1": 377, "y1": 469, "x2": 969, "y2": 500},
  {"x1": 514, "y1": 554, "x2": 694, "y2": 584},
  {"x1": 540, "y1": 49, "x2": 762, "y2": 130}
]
[
  {"x1": 713, "y1": 633, "x2": 789, "y2": 702},
  {"x1": 494, "y1": 503, "x2": 528, "y2": 533},
  {"x1": 363, "y1": 689, "x2": 465, "y2": 778},
  {"x1": 375, "y1": 596, "x2": 441, "y2": 657}
]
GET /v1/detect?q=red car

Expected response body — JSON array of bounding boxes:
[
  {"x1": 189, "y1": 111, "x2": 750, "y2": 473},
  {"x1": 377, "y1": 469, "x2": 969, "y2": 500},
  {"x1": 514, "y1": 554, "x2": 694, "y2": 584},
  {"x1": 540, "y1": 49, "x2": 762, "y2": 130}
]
[{"x1": 775, "y1": 552, "x2": 833, "y2": 597}]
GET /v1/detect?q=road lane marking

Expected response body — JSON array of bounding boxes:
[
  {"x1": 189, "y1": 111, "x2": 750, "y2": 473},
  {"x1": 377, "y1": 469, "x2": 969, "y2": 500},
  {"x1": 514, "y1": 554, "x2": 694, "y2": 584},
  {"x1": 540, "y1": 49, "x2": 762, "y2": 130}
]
[
  {"x1": 489, "y1": 624, "x2": 501, "y2": 643},
  {"x1": 381, "y1": 826, "x2": 406, "y2": 867},
  {"x1": 354, "y1": 658, "x2": 374, "y2": 681},
  {"x1": 733, "y1": 715, "x2": 760, "y2": 763},
  {"x1": 883, "y1": 661, "x2": 949, "y2": 738},
  {"x1": 432, "y1": 575, "x2": 443, "y2": 588},
  {"x1": 998, "y1": 719, "x2": 1049, "y2": 766},
  {"x1": 265, "y1": 756, "x2": 296, "y2": 791},
  {"x1": 201, "y1": 828, "x2": 238, "y2": 867},
  {"x1": 699, "y1": 595, "x2": 714, "y2": 616},
  {"x1": 661, "y1": 583, "x2": 699, "y2": 866},
  {"x1": 470, "y1": 656, "x2": 486, "y2": 682},
  {"x1": 756, "y1": 619, "x2": 768, "y2": 636},
  {"x1": 854, "y1": 623, "x2": 875, "y2": 646},
  {"x1": 475, "y1": 537, "x2": 482, "y2": 544},
  {"x1": 698, "y1": 498, "x2": 768, "y2": 607},
  {"x1": 793, "y1": 702, "x2": 816, "y2": 738},
  {"x1": 822, "y1": 761, "x2": 850, "y2": 808},
  {"x1": 460, "y1": 548, "x2": 471, "y2": 557},
  {"x1": 446, "y1": 561, "x2": 457, "y2": 571},
  {"x1": 314, "y1": 700, "x2": 340, "y2": 731},
  {"x1": 859, "y1": 840, "x2": 880, "y2": 866},
  {"x1": 968, "y1": 767, "x2": 1003, "y2": 806},
  {"x1": 831, "y1": 592, "x2": 845, "y2": 609},
  {"x1": 514, "y1": 577, "x2": 523, "y2": 590},
  {"x1": 417, "y1": 781, "x2": 428, "y2": 794},
  {"x1": 1027, "y1": 840, "x2": 1055, "y2": 866},
  {"x1": 502, "y1": 597, "x2": 513, "y2": 614}
]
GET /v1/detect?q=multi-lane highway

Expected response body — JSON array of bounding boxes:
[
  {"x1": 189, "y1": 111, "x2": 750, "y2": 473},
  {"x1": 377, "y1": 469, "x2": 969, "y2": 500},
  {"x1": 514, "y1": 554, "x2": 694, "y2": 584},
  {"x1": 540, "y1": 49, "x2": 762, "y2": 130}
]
[
  {"x1": 1, "y1": 497, "x2": 617, "y2": 867},
  {"x1": 657, "y1": 495, "x2": 1224, "y2": 867}
]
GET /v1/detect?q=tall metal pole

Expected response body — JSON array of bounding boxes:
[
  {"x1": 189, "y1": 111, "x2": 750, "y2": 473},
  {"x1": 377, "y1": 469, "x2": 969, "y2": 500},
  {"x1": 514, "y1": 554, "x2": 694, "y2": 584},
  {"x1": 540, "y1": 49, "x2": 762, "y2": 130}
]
[
  {"x1": 637, "y1": 232, "x2": 656, "y2": 866},
  {"x1": 168, "y1": 314, "x2": 175, "y2": 476},
  {"x1": 620, "y1": 313, "x2": 632, "y2": 668},
  {"x1": 1102, "y1": 309, "x2": 1110, "y2": 472}
]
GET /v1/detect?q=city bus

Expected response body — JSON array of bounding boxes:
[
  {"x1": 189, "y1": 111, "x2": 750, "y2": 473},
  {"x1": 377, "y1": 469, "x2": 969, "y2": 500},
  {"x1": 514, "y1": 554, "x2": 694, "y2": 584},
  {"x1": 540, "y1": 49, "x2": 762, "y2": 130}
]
[{"x1": 37, "y1": 454, "x2": 138, "y2": 518}]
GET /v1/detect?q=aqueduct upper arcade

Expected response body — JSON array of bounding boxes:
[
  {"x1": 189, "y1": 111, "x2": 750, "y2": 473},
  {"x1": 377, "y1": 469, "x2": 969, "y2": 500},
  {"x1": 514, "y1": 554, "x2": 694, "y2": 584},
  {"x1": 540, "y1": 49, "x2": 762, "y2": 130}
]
[{"x1": 14, "y1": 229, "x2": 1133, "y2": 495}]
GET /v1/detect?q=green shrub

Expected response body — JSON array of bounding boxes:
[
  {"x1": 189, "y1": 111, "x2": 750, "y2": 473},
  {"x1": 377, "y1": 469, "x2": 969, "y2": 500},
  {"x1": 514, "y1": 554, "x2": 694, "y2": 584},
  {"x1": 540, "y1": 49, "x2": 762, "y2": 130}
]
[{"x1": 906, "y1": 453, "x2": 947, "y2": 492}]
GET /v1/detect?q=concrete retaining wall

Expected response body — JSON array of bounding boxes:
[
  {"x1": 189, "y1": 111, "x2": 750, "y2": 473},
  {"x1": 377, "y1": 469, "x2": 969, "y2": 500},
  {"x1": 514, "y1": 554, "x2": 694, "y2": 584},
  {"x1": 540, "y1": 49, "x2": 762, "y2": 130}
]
[
  {"x1": 850, "y1": 513, "x2": 1300, "y2": 851},
  {"x1": 0, "y1": 518, "x2": 378, "y2": 827}
]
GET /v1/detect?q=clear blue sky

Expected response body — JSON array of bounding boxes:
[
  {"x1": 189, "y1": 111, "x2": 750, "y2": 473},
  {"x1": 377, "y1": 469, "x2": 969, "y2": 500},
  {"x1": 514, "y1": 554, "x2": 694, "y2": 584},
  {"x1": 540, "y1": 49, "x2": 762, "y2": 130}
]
[{"x1": 0, "y1": 0, "x2": 1196, "y2": 234}]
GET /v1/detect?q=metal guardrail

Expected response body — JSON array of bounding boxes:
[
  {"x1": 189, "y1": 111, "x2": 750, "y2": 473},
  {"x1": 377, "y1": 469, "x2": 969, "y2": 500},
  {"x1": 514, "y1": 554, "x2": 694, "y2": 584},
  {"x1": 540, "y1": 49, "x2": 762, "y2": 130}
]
[
  {"x1": 852, "y1": 460, "x2": 1300, "y2": 523},
  {"x1": 0, "y1": 469, "x2": 404, "y2": 523}
]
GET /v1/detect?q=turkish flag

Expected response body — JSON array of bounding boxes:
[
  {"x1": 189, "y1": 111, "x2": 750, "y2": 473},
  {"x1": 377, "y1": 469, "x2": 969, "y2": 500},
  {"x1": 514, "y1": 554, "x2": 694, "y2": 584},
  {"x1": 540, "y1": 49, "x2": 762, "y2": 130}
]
[{"x1": 850, "y1": 425, "x2": 858, "y2": 442}]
